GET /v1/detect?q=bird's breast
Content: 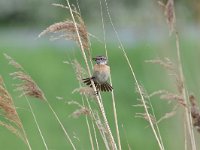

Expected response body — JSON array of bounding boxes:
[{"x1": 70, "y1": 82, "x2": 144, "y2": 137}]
[{"x1": 93, "y1": 64, "x2": 110, "y2": 83}]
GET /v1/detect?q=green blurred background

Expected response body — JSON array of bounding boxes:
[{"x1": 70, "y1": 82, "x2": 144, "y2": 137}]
[{"x1": 1, "y1": 0, "x2": 200, "y2": 150}]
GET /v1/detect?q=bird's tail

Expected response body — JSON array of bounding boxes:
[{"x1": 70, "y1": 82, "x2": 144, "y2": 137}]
[{"x1": 82, "y1": 78, "x2": 113, "y2": 92}]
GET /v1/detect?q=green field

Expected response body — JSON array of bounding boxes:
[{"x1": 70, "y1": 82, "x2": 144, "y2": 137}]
[{"x1": 1, "y1": 36, "x2": 200, "y2": 150}]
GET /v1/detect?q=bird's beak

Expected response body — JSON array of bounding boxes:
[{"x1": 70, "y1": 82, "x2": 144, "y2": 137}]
[{"x1": 92, "y1": 58, "x2": 96, "y2": 61}]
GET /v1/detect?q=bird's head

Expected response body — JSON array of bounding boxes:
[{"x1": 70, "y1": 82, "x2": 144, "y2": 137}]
[{"x1": 92, "y1": 56, "x2": 108, "y2": 65}]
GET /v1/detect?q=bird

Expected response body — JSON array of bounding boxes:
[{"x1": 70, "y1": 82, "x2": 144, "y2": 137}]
[{"x1": 82, "y1": 56, "x2": 113, "y2": 92}]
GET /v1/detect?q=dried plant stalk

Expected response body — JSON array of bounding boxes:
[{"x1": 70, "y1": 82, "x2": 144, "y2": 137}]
[
  {"x1": 158, "y1": 0, "x2": 197, "y2": 149},
  {"x1": 0, "y1": 76, "x2": 22, "y2": 133},
  {"x1": 39, "y1": 20, "x2": 89, "y2": 51},
  {"x1": 4, "y1": 54, "x2": 45, "y2": 100},
  {"x1": 135, "y1": 84, "x2": 165, "y2": 150},
  {"x1": 68, "y1": 101, "x2": 90, "y2": 118},
  {"x1": 5, "y1": 54, "x2": 75, "y2": 150},
  {"x1": 0, "y1": 76, "x2": 32, "y2": 149},
  {"x1": 71, "y1": 59, "x2": 87, "y2": 81},
  {"x1": 10, "y1": 71, "x2": 45, "y2": 100},
  {"x1": 158, "y1": 0, "x2": 175, "y2": 35},
  {"x1": 66, "y1": 1, "x2": 117, "y2": 149},
  {"x1": 165, "y1": 0, "x2": 175, "y2": 35}
]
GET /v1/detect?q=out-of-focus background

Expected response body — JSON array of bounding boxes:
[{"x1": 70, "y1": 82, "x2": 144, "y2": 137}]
[{"x1": 1, "y1": 0, "x2": 200, "y2": 150}]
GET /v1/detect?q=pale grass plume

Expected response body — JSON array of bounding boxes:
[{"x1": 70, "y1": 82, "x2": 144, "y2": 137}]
[
  {"x1": 5, "y1": 54, "x2": 76, "y2": 149},
  {"x1": 0, "y1": 76, "x2": 24, "y2": 139},
  {"x1": 10, "y1": 71, "x2": 45, "y2": 100},
  {"x1": 4, "y1": 53, "x2": 23, "y2": 70},
  {"x1": 4, "y1": 53, "x2": 45, "y2": 100},
  {"x1": 149, "y1": 0, "x2": 197, "y2": 146},
  {"x1": 157, "y1": 110, "x2": 176, "y2": 124},
  {"x1": 158, "y1": 0, "x2": 175, "y2": 35},
  {"x1": 135, "y1": 113, "x2": 157, "y2": 124},
  {"x1": 146, "y1": 58, "x2": 186, "y2": 107},
  {"x1": 0, "y1": 121, "x2": 25, "y2": 141},
  {"x1": 70, "y1": 59, "x2": 96, "y2": 98},
  {"x1": 38, "y1": 8, "x2": 89, "y2": 51},
  {"x1": 72, "y1": 87, "x2": 96, "y2": 99},
  {"x1": 145, "y1": 57, "x2": 174, "y2": 71},
  {"x1": 4, "y1": 54, "x2": 49, "y2": 149},
  {"x1": 0, "y1": 76, "x2": 32, "y2": 150},
  {"x1": 70, "y1": 59, "x2": 87, "y2": 81},
  {"x1": 150, "y1": 90, "x2": 186, "y2": 107},
  {"x1": 68, "y1": 101, "x2": 90, "y2": 118},
  {"x1": 134, "y1": 84, "x2": 165, "y2": 150}
]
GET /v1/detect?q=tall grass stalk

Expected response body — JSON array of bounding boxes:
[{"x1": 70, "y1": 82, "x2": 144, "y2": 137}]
[
  {"x1": 80, "y1": 94, "x2": 95, "y2": 150},
  {"x1": 1, "y1": 80, "x2": 32, "y2": 150},
  {"x1": 99, "y1": 0, "x2": 121, "y2": 149},
  {"x1": 66, "y1": 0, "x2": 117, "y2": 149},
  {"x1": 85, "y1": 98, "x2": 100, "y2": 150},
  {"x1": 43, "y1": 96, "x2": 76, "y2": 150},
  {"x1": 102, "y1": 0, "x2": 165, "y2": 149},
  {"x1": 175, "y1": 31, "x2": 196, "y2": 150},
  {"x1": 163, "y1": 0, "x2": 197, "y2": 148},
  {"x1": 18, "y1": 118, "x2": 32, "y2": 150},
  {"x1": 24, "y1": 96, "x2": 49, "y2": 150},
  {"x1": 5, "y1": 53, "x2": 76, "y2": 150}
]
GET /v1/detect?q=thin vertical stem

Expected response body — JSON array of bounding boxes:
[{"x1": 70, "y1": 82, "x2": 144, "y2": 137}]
[
  {"x1": 99, "y1": 1, "x2": 121, "y2": 150},
  {"x1": 103, "y1": 0, "x2": 164, "y2": 149},
  {"x1": 66, "y1": 0, "x2": 117, "y2": 149},
  {"x1": 80, "y1": 95, "x2": 94, "y2": 150},
  {"x1": 24, "y1": 96, "x2": 49, "y2": 150},
  {"x1": 2, "y1": 82, "x2": 32, "y2": 150},
  {"x1": 20, "y1": 123, "x2": 32, "y2": 150},
  {"x1": 44, "y1": 97, "x2": 76, "y2": 150},
  {"x1": 175, "y1": 32, "x2": 196, "y2": 150}
]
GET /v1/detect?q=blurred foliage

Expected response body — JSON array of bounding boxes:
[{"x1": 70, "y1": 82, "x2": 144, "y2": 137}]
[{"x1": 1, "y1": 0, "x2": 200, "y2": 27}]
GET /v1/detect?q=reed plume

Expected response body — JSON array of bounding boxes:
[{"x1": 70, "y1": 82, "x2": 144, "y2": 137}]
[{"x1": 0, "y1": 76, "x2": 32, "y2": 149}]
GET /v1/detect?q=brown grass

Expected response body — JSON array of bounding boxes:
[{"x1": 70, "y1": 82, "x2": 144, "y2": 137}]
[{"x1": 0, "y1": 76, "x2": 32, "y2": 149}]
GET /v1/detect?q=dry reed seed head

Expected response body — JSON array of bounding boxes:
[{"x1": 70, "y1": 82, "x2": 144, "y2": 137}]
[
  {"x1": 135, "y1": 98, "x2": 150, "y2": 109},
  {"x1": 175, "y1": 74, "x2": 184, "y2": 94},
  {"x1": 10, "y1": 71, "x2": 45, "y2": 100},
  {"x1": 70, "y1": 107, "x2": 90, "y2": 118},
  {"x1": 146, "y1": 58, "x2": 186, "y2": 105},
  {"x1": 4, "y1": 54, "x2": 45, "y2": 100},
  {"x1": 0, "y1": 77, "x2": 24, "y2": 140},
  {"x1": 135, "y1": 113, "x2": 157, "y2": 124},
  {"x1": 4, "y1": 53, "x2": 23, "y2": 70},
  {"x1": 165, "y1": 0, "x2": 176, "y2": 35},
  {"x1": 189, "y1": 95, "x2": 200, "y2": 133},
  {"x1": 150, "y1": 90, "x2": 186, "y2": 107},
  {"x1": 93, "y1": 111, "x2": 107, "y2": 133},
  {"x1": 149, "y1": 90, "x2": 169, "y2": 98},
  {"x1": 71, "y1": 59, "x2": 87, "y2": 81},
  {"x1": 0, "y1": 121, "x2": 25, "y2": 142},
  {"x1": 135, "y1": 84, "x2": 148, "y2": 98},
  {"x1": 157, "y1": 110, "x2": 176, "y2": 124},
  {"x1": 146, "y1": 58, "x2": 174, "y2": 71},
  {"x1": 68, "y1": 101, "x2": 90, "y2": 118},
  {"x1": 38, "y1": 20, "x2": 89, "y2": 50},
  {"x1": 72, "y1": 87, "x2": 96, "y2": 99}
]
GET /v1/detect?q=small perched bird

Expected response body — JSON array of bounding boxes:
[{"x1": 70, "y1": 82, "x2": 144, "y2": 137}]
[{"x1": 83, "y1": 56, "x2": 113, "y2": 92}]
